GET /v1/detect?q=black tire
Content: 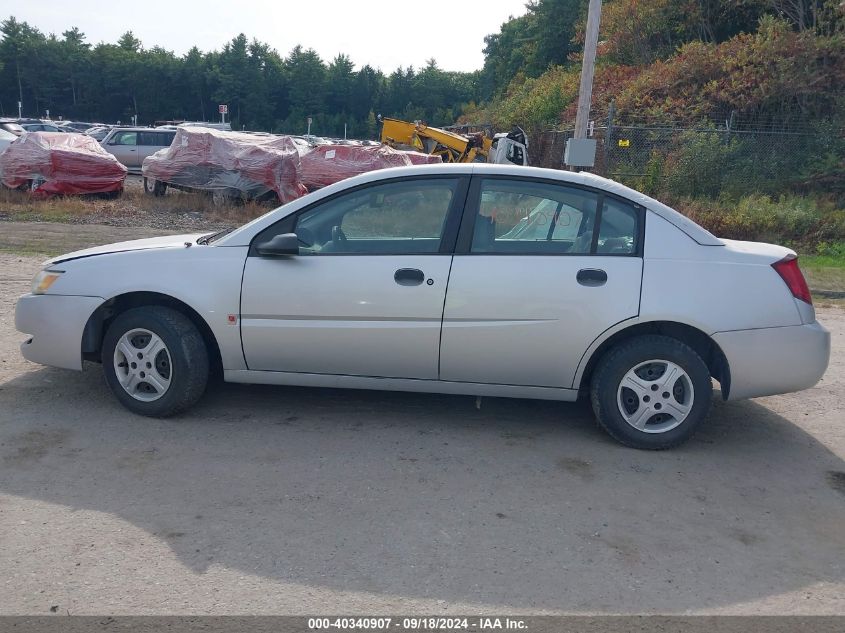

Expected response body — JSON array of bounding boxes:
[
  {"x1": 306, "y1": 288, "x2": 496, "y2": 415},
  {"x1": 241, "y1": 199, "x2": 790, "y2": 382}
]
[
  {"x1": 102, "y1": 306, "x2": 209, "y2": 417},
  {"x1": 143, "y1": 177, "x2": 167, "y2": 196},
  {"x1": 590, "y1": 335, "x2": 712, "y2": 450},
  {"x1": 98, "y1": 188, "x2": 122, "y2": 200}
]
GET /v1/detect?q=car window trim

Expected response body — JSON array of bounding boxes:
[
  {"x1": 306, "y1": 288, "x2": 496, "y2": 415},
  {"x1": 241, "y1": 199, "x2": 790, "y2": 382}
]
[
  {"x1": 247, "y1": 174, "x2": 471, "y2": 258},
  {"x1": 456, "y1": 174, "x2": 644, "y2": 257},
  {"x1": 590, "y1": 193, "x2": 605, "y2": 254}
]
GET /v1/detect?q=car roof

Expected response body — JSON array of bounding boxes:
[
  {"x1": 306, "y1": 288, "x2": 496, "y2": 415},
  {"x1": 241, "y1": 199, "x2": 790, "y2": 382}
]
[{"x1": 216, "y1": 163, "x2": 722, "y2": 247}]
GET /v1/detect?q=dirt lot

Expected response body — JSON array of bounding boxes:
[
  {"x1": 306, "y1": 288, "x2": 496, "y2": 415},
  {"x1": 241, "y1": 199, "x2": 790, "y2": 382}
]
[{"x1": 0, "y1": 222, "x2": 844, "y2": 615}]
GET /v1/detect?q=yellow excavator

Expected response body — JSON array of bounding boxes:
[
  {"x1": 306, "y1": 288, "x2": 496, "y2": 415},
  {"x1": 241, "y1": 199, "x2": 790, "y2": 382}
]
[{"x1": 379, "y1": 116, "x2": 529, "y2": 166}]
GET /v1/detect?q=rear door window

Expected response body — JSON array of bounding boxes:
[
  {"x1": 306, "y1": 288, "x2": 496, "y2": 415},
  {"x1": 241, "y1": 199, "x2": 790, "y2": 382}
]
[
  {"x1": 469, "y1": 179, "x2": 599, "y2": 254},
  {"x1": 138, "y1": 132, "x2": 161, "y2": 146},
  {"x1": 466, "y1": 177, "x2": 641, "y2": 255}
]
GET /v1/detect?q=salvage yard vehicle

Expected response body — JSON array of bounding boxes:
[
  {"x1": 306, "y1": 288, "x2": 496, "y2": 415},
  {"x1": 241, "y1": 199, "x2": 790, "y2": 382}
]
[
  {"x1": 15, "y1": 164, "x2": 830, "y2": 449},
  {"x1": 57, "y1": 120, "x2": 98, "y2": 132},
  {"x1": 100, "y1": 127, "x2": 176, "y2": 171},
  {"x1": 0, "y1": 128, "x2": 16, "y2": 153},
  {"x1": 0, "y1": 131, "x2": 127, "y2": 196},
  {"x1": 19, "y1": 121, "x2": 65, "y2": 133},
  {"x1": 141, "y1": 126, "x2": 306, "y2": 202},
  {"x1": 0, "y1": 119, "x2": 26, "y2": 136},
  {"x1": 299, "y1": 143, "x2": 418, "y2": 189},
  {"x1": 85, "y1": 125, "x2": 114, "y2": 141},
  {"x1": 380, "y1": 117, "x2": 529, "y2": 165}
]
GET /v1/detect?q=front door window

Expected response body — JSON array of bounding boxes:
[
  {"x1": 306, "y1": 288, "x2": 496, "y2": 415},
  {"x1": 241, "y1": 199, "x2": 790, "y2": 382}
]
[{"x1": 294, "y1": 178, "x2": 459, "y2": 255}]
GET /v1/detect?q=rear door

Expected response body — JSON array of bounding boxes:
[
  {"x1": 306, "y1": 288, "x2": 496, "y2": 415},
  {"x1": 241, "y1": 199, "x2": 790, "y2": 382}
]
[
  {"x1": 138, "y1": 131, "x2": 175, "y2": 162},
  {"x1": 439, "y1": 176, "x2": 644, "y2": 389}
]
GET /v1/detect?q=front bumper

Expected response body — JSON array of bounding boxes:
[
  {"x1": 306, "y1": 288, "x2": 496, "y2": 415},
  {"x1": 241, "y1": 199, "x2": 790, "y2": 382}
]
[
  {"x1": 713, "y1": 321, "x2": 830, "y2": 401},
  {"x1": 15, "y1": 293, "x2": 105, "y2": 370}
]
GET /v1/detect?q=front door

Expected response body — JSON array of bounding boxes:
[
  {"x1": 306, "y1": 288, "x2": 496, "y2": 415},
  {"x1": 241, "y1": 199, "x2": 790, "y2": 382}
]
[
  {"x1": 440, "y1": 176, "x2": 644, "y2": 389},
  {"x1": 240, "y1": 176, "x2": 466, "y2": 379},
  {"x1": 107, "y1": 131, "x2": 139, "y2": 168}
]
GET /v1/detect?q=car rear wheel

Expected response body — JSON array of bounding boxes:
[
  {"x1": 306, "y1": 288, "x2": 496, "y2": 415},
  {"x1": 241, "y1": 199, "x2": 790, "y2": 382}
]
[
  {"x1": 102, "y1": 306, "x2": 208, "y2": 417},
  {"x1": 590, "y1": 335, "x2": 712, "y2": 449}
]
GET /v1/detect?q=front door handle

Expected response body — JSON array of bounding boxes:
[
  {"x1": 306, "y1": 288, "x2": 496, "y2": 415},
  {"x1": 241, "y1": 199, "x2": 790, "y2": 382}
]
[
  {"x1": 576, "y1": 268, "x2": 607, "y2": 287},
  {"x1": 394, "y1": 268, "x2": 425, "y2": 286}
]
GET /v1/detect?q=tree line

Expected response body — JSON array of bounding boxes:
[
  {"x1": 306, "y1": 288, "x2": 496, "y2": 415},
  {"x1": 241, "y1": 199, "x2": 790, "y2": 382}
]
[
  {"x1": 478, "y1": 0, "x2": 843, "y2": 128},
  {"x1": 0, "y1": 16, "x2": 483, "y2": 138},
  {"x1": 3, "y1": 0, "x2": 841, "y2": 140}
]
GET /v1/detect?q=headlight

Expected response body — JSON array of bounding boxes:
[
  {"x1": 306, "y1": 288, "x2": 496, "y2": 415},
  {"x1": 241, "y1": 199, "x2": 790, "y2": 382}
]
[{"x1": 31, "y1": 269, "x2": 63, "y2": 294}]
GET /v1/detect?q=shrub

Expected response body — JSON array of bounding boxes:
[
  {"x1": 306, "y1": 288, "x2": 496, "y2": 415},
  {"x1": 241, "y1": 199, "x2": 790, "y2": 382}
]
[{"x1": 674, "y1": 194, "x2": 845, "y2": 248}]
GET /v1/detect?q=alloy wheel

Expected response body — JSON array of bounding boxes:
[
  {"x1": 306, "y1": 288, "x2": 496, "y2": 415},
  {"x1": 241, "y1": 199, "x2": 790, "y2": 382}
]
[
  {"x1": 112, "y1": 328, "x2": 172, "y2": 402},
  {"x1": 616, "y1": 359, "x2": 694, "y2": 433}
]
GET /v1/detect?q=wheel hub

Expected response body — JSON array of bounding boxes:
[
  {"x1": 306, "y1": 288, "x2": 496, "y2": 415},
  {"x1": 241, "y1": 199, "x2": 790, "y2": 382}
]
[
  {"x1": 616, "y1": 359, "x2": 694, "y2": 434},
  {"x1": 113, "y1": 328, "x2": 172, "y2": 402}
]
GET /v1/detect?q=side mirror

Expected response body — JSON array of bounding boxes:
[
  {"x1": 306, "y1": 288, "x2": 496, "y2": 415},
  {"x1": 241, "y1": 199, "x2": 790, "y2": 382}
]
[{"x1": 256, "y1": 233, "x2": 300, "y2": 256}]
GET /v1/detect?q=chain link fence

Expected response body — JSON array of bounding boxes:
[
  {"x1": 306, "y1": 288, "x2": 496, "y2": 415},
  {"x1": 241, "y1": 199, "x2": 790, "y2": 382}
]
[{"x1": 533, "y1": 117, "x2": 838, "y2": 199}]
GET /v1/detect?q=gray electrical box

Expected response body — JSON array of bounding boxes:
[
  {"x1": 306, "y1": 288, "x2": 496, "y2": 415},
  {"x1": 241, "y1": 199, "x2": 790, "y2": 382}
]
[{"x1": 564, "y1": 138, "x2": 597, "y2": 168}]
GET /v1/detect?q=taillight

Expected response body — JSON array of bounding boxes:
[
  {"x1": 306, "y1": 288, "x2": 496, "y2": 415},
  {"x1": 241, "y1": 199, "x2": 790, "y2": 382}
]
[{"x1": 772, "y1": 255, "x2": 812, "y2": 305}]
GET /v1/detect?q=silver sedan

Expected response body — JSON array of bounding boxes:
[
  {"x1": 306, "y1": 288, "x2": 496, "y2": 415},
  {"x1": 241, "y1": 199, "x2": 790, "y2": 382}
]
[{"x1": 15, "y1": 164, "x2": 830, "y2": 449}]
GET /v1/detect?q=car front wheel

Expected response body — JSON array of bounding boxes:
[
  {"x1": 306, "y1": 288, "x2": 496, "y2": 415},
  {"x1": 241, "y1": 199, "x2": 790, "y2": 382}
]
[
  {"x1": 590, "y1": 335, "x2": 712, "y2": 449},
  {"x1": 143, "y1": 177, "x2": 167, "y2": 196},
  {"x1": 102, "y1": 306, "x2": 209, "y2": 417}
]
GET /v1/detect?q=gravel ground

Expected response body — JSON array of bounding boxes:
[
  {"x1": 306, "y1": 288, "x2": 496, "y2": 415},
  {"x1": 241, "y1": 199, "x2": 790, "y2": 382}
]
[{"x1": 0, "y1": 239, "x2": 844, "y2": 615}]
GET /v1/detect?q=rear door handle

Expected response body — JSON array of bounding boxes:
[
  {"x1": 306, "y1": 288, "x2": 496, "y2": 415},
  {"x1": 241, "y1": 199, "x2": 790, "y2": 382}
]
[
  {"x1": 576, "y1": 268, "x2": 607, "y2": 287},
  {"x1": 394, "y1": 268, "x2": 425, "y2": 286}
]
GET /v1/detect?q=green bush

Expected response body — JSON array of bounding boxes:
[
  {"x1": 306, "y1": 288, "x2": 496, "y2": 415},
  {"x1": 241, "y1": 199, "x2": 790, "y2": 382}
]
[
  {"x1": 657, "y1": 125, "x2": 840, "y2": 200},
  {"x1": 674, "y1": 194, "x2": 845, "y2": 248},
  {"x1": 662, "y1": 131, "x2": 739, "y2": 198}
]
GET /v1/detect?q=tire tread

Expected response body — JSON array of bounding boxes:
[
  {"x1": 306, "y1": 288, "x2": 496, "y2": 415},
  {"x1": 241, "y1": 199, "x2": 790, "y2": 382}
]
[
  {"x1": 590, "y1": 334, "x2": 712, "y2": 450},
  {"x1": 102, "y1": 305, "x2": 208, "y2": 417}
]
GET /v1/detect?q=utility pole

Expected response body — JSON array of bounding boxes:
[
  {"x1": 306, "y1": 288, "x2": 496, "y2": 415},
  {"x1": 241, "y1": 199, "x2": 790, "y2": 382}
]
[
  {"x1": 573, "y1": 0, "x2": 602, "y2": 140},
  {"x1": 564, "y1": 0, "x2": 602, "y2": 168}
]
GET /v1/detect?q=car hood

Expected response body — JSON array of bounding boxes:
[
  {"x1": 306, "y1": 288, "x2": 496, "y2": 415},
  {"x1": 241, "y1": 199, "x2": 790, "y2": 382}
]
[{"x1": 46, "y1": 233, "x2": 208, "y2": 265}]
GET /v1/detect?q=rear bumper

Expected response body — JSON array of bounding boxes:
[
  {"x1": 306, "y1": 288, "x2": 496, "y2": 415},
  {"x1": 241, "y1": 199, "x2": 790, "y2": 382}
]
[
  {"x1": 713, "y1": 321, "x2": 830, "y2": 401},
  {"x1": 15, "y1": 293, "x2": 105, "y2": 370}
]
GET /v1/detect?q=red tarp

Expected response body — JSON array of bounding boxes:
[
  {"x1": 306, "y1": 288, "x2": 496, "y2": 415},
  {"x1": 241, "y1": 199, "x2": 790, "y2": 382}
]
[
  {"x1": 403, "y1": 150, "x2": 443, "y2": 165},
  {"x1": 299, "y1": 144, "x2": 414, "y2": 189},
  {"x1": 142, "y1": 127, "x2": 307, "y2": 203},
  {"x1": 0, "y1": 132, "x2": 127, "y2": 196}
]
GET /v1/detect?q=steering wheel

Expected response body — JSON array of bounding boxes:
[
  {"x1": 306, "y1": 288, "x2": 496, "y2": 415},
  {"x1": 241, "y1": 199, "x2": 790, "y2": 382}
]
[{"x1": 331, "y1": 225, "x2": 348, "y2": 246}]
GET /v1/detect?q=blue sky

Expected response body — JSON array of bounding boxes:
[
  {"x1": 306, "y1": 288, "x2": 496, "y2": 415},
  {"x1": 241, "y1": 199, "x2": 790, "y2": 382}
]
[{"x1": 0, "y1": 0, "x2": 529, "y2": 72}]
